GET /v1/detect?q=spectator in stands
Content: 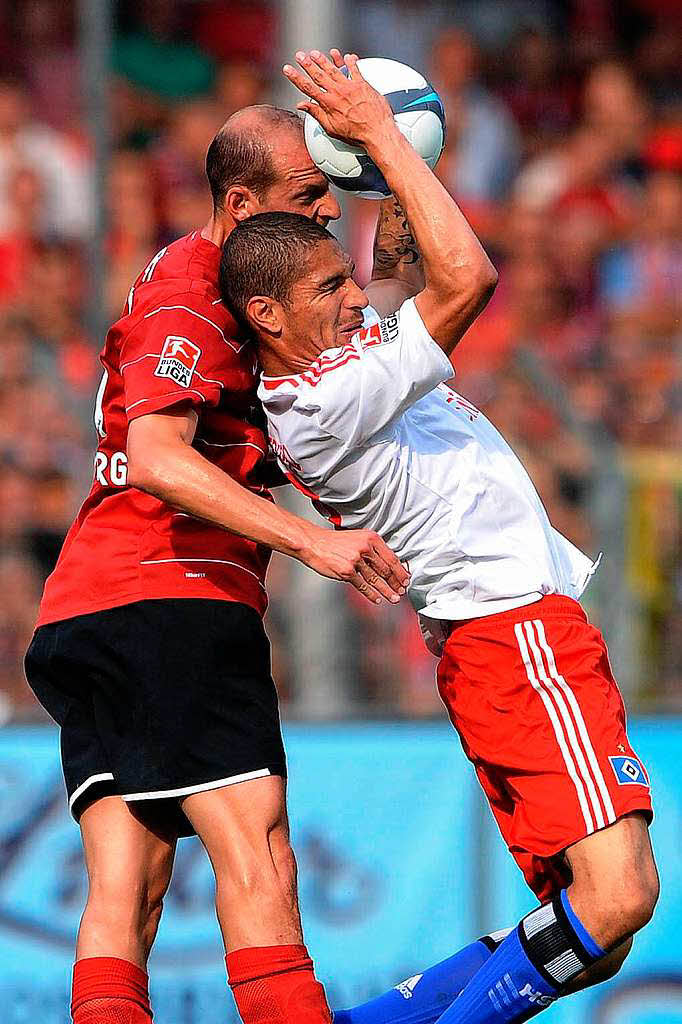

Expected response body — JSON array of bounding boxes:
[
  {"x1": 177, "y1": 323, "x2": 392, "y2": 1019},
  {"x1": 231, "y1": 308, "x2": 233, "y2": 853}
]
[
  {"x1": 502, "y1": 28, "x2": 576, "y2": 156},
  {"x1": 113, "y1": 0, "x2": 215, "y2": 102},
  {"x1": 0, "y1": 75, "x2": 92, "y2": 238},
  {"x1": 582, "y1": 61, "x2": 651, "y2": 171},
  {"x1": 106, "y1": 150, "x2": 159, "y2": 319},
  {"x1": 430, "y1": 27, "x2": 521, "y2": 203},
  {"x1": 600, "y1": 170, "x2": 682, "y2": 339},
  {"x1": 0, "y1": 166, "x2": 42, "y2": 305},
  {"x1": 215, "y1": 60, "x2": 271, "y2": 118},
  {"x1": 152, "y1": 97, "x2": 220, "y2": 241},
  {"x1": 16, "y1": 241, "x2": 98, "y2": 411},
  {"x1": 14, "y1": 0, "x2": 81, "y2": 135}
]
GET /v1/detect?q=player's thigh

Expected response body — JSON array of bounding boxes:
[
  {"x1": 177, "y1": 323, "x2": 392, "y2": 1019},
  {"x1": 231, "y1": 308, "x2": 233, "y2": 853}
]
[
  {"x1": 80, "y1": 795, "x2": 178, "y2": 909},
  {"x1": 181, "y1": 774, "x2": 294, "y2": 886}
]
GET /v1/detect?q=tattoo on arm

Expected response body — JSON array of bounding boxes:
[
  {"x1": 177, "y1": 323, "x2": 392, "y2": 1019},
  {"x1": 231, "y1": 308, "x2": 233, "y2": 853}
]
[{"x1": 372, "y1": 198, "x2": 421, "y2": 280}]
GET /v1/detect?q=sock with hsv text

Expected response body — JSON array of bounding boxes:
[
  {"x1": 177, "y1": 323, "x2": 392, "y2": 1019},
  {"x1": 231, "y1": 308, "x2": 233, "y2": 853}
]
[
  {"x1": 432, "y1": 890, "x2": 604, "y2": 1022},
  {"x1": 71, "y1": 957, "x2": 152, "y2": 1023},
  {"x1": 227, "y1": 944, "x2": 332, "y2": 1023}
]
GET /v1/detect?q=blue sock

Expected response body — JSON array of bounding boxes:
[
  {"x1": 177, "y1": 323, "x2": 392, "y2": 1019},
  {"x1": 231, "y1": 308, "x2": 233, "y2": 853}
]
[
  {"x1": 432, "y1": 891, "x2": 604, "y2": 1023},
  {"x1": 332, "y1": 933, "x2": 506, "y2": 1024}
]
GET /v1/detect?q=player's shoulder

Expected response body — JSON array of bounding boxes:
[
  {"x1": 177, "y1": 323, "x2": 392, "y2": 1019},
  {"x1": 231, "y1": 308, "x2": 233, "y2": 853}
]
[
  {"x1": 132, "y1": 232, "x2": 219, "y2": 297},
  {"x1": 109, "y1": 233, "x2": 245, "y2": 348}
]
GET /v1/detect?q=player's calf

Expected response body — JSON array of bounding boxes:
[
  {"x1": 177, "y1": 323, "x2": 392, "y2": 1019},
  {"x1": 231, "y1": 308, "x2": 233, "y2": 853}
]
[
  {"x1": 431, "y1": 814, "x2": 658, "y2": 1023},
  {"x1": 183, "y1": 777, "x2": 333, "y2": 1023},
  {"x1": 72, "y1": 798, "x2": 177, "y2": 1024}
]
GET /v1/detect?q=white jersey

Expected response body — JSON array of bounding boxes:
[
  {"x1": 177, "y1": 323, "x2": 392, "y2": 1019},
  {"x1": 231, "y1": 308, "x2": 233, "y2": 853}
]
[{"x1": 259, "y1": 298, "x2": 599, "y2": 653}]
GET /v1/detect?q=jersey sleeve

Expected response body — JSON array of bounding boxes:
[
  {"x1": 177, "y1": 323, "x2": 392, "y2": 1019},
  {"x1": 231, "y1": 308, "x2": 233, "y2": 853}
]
[
  {"x1": 119, "y1": 296, "x2": 241, "y2": 421},
  {"x1": 306, "y1": 298, "x2": 453, "y2": 446}
]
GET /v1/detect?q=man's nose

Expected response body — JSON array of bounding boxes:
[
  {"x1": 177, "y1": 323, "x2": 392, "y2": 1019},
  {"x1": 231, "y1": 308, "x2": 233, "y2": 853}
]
[
  {"x1": 347, "y1": 278, "x2": 369, "y2": 309},
  {"x1": 316, "y1": 191, "x2": 341, "y2": 223}
]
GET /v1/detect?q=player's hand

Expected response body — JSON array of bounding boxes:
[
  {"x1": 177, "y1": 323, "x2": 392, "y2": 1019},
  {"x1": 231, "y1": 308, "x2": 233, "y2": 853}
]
[
  {"x1": 283, "y1": 50, "x2": 394, "y2": 148},
  {"x1": 300, "y1": 525, "x2": 410, "y2": 604}
]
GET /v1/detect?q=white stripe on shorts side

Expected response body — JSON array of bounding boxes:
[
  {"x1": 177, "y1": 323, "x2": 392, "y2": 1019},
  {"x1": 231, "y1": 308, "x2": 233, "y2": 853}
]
[
  {"x1": 533, "y1": 619, "x2": 616, "y2": 826},
  {"x1": 523, "y1": 621, "x2": 606, "y2": 830},
  {"x1": 121, "y1": 768, "x2": 271, "y2": 802},
  {"x1": 514, "y1": 623, "x2": 595, "y2": 835},
  {"x1": 69, "y1": 772, "x2": 115, "y2": 814}
]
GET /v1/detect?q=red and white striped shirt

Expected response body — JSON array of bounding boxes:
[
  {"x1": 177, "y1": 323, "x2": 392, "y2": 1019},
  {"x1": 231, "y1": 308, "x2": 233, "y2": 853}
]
[{"x1": 37, "y1": 231, "x2": 273, "y2": 626}]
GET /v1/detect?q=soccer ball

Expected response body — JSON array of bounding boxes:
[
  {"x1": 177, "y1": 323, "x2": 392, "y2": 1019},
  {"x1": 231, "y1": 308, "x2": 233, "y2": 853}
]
[{"x1": 303, "y1": 57, "x2": 446, "y2": 200}]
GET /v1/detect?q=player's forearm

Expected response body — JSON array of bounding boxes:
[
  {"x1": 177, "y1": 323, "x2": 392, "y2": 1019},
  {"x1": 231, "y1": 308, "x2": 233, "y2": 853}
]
[
  {"x1": 128, "y1": 441, "x2": 315, "y2": 560},
  {"x1": 364, "y1": 127, "x2": 497, "y2": 344}
]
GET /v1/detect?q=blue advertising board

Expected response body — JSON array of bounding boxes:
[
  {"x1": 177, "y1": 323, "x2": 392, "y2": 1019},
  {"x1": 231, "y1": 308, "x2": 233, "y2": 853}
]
[{"x1": 0, "y1": 720, "x2": 679, "y2": 1023}]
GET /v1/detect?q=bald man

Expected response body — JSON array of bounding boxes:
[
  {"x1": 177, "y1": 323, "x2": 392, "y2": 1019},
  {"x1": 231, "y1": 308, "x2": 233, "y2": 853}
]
[{"x1": 25, "y1": 102, "x2": 409, "y2": 1024}]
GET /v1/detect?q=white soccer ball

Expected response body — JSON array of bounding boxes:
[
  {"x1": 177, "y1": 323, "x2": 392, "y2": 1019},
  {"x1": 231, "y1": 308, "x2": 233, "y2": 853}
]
[{"x1": 303, "y1": 57, "x2": 446, "y2": 200}]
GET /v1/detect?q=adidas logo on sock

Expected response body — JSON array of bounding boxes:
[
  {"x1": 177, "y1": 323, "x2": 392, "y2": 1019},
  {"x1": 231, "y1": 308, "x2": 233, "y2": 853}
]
[{"x1": 395, "y1": 974, "x2": 423, "y2": 999}]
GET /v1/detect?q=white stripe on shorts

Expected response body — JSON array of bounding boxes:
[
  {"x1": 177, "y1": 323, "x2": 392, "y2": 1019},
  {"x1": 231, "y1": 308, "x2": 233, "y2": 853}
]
[
  {"x1": 533, "y1": 619, "x2": 616, "y2": 825},
  {"x1": 69, "y1": 772, "x2": 115, "y2": 814},
  {"x1": 121, "y1": 768, "x2": 271, "y2": 802},
  {"x1": 523, "y1": 620, "x2": 606, "y2": 830},
  {"x1": 514, "y1": 622, "x2": 595, "y2": 835}
]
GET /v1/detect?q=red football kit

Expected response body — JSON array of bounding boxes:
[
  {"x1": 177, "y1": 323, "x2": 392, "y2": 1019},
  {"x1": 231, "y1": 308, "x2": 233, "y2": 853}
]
[{"x1": 37, "y1": 231, "x2": 273, "y2": 627}]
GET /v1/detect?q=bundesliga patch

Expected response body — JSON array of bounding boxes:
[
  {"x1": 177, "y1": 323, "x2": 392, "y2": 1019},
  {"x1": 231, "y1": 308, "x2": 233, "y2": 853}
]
[
  {"x1": 379, "y1": 312, "x2": 400, "y2": 344},
  {"x1": 155, "y1": 336, "x2": 201, "y2": 388},
  {"x1": 609, "y1": 755, "x2": 649, "y2": 786}
]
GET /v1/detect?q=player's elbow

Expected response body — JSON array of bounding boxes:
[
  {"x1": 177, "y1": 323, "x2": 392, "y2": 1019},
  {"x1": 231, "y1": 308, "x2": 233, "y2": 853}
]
[
  {"x1": 480, "y1": 258, "x2": 499, "y2": 299},
  {"x1": 436, "y1": 251, "x2": 498, "y2": 314},
  {"x1": 463, "y1": 255, "x2": 498, "y2": 308},
  {"x1": 126, "y1": 430, "x2": 161, "y2": 493},
  {"x1": 437, "y1": 257, "x2": 498, "y2": 336},
  {"x1": 126, "y1": 448, "x2": 155, "y2": 492}
]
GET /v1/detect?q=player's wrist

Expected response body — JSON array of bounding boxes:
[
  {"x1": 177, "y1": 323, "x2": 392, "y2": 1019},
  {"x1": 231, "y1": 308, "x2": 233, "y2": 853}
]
[
  {"x1": 363, "y1": 125, "x2": 412, "y2": 177},
  {"x1": 282, "y1": 520, "x2": 321, "y2": 566}
]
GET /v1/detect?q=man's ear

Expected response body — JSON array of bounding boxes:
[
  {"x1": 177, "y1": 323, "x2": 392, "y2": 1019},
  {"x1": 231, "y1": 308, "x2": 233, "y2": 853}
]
[
  {"x1": 224, "y1": 185, "x2": 261, "y2": 223},
  {"x1": 246, "y1": 296, "x2": 282, "y2": 337}
]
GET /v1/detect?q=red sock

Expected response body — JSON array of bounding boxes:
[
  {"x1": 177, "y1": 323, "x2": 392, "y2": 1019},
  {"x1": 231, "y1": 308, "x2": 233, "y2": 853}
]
[
  {"x1": 71, "y1": 957, "x2": 152, "y2": 1023},
  {"x1": 227, "y1": 944, "x2": 332, "y2": 1024}
]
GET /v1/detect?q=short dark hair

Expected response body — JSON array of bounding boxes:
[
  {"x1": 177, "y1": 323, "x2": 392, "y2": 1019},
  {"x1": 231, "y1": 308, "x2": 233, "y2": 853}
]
[
  {"x1": 220, "y1": 212, "x2": 336, "y2": 327},
  {"x1": 205, "y1": 106, "x2": 302, "y2": 212}
]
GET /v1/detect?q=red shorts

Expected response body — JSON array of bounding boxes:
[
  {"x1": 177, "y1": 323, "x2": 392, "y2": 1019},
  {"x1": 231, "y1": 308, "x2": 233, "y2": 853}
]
[{"x1": 437, "y1": 595, "x2": 652, "y2": 904}]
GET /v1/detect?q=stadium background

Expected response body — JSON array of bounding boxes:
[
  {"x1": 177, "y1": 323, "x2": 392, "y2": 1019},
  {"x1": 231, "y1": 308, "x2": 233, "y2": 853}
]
[{"x1": 0, "y1": 0, "x2": 679, "y2": 1021}]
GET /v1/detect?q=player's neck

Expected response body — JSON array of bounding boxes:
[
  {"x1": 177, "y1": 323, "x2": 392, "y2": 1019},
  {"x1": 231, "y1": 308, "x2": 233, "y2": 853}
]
[
  {"x1": 201, "y1": 212, "x2": 236, "y2": 249},
  {"x1": 259, "y1": 337, "x2": 327, "y2": 378}
]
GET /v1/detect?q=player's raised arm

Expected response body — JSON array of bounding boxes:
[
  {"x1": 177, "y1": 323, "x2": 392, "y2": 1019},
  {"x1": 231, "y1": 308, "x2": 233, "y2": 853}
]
[{"x1": 284, "y1": 51, "x2": 498, "y2": 355}]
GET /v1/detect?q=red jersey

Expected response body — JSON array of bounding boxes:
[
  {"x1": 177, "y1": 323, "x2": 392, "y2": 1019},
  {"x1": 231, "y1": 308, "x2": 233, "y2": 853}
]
[{"x1": 37, "y1": 232, "x2": 273, "y2": 626}]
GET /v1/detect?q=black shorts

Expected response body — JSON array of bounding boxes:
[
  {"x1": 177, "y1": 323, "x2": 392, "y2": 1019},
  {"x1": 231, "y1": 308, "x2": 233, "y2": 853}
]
[{"x1": 25, "y1": 599, "x2": 286, "y2": 836}]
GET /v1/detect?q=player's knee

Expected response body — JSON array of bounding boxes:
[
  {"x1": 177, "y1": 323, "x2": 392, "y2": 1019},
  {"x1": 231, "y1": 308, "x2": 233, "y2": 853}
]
[
  {"x1": 618, "y1": 863, "x2": 659, "y2": 935},
  {"x1": 580, "y1": 855, "x2": 659, "y2": 945},
  {"x1": 87, "y1": 856, "x2": 172, "y2": 939},
  {"x1": 612, "y1": 847, "x2": 658, "y2": 937},
  {"x1": 270, "y1": 825, "x2": 298, "y2": 893},
  {"x1": 218, "y1": 834, "x2": 298, "y2": 911}
]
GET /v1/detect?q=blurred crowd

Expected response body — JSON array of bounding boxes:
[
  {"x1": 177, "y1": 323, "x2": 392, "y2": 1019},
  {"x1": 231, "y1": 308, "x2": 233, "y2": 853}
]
[{"x1": 0, "y1": 0, "x2": 679, "y2": 720}]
